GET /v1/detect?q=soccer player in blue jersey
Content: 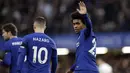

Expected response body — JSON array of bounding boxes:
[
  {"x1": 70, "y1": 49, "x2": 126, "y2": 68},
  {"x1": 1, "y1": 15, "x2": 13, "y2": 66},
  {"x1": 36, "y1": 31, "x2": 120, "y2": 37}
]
[
  {"x1": 1, "y1": 23, "x2": 28, "y2": 73},
  {"x1": 17, "y1": 17, "x2": 58, "y2": 73},
  {"x1": 67, "y1": 1, "x2": 99, "y2": 73}
]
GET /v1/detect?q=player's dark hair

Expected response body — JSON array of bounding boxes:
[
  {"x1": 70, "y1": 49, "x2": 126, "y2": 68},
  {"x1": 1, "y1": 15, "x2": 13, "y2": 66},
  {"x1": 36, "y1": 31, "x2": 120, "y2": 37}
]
[
  {"x1": 2, "y1": 23, "x2": 18, "y2": 36},
  {"x1": 34, "y1": 17, "x2": 46, "y2": 26},
  {"x1": 71, "y1": 11, "x2": 85, "y2": 24}
]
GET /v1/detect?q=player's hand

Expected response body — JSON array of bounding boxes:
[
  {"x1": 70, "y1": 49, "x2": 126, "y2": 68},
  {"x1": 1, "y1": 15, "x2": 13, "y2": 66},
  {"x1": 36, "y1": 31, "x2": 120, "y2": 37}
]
[
  {"x1": 77, "y1": 1, "x2": 87, "y2": 14},
  {"x1": 66, "y1": 70, "x2": 73, "y2": 73}
]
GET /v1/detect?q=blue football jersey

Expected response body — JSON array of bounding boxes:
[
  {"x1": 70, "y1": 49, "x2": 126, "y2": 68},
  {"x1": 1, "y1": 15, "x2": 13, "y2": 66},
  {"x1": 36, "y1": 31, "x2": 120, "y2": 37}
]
[
  {"x1": 22, "y1": 33, "x2": 57, "y2": 73},
  {"x1": 3, "y1": 37, "x2": 28, "y2": 73},
  {"x1": 74, "y1": 14, "x2": 98, "y2": 71}
]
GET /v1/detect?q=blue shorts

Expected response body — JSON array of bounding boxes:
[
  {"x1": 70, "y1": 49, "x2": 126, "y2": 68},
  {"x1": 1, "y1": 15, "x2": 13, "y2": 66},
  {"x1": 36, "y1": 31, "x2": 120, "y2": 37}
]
[{"x1": 74, "y1": 70, "x2": 99, "y2": 73}]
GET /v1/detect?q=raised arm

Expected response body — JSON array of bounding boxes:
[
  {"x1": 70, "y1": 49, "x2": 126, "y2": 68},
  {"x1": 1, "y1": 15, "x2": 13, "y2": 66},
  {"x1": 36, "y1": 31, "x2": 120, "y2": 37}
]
[{"x1": 77, "y1": 1, "x2": 92, "y2": 36}]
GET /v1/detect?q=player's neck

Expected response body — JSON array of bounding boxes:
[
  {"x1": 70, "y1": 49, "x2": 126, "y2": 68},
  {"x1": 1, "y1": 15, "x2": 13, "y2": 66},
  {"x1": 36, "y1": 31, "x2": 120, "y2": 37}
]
[
  {"x1": 9, "y1": 36, "x2": 17, "y2": 39},
  {"x1": 35, "y1": 30, "x2": 45, "y2": 33}
]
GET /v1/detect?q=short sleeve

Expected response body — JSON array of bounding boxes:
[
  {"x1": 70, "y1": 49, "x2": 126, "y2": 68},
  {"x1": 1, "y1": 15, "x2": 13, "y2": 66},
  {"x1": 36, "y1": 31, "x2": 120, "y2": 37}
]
[
  {"x1": 51, "y1": 40, "x2": 57, "y2": 50},
  {"x1": 21, "y1": 36, "x2": 29, "y2": 48}
]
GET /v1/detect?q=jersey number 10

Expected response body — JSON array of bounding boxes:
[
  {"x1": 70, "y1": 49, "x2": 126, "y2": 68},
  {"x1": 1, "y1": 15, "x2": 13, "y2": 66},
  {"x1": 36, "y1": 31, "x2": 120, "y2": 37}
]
[{"x1": 32, "y1": 46, "x2": 48, "y2": 64}]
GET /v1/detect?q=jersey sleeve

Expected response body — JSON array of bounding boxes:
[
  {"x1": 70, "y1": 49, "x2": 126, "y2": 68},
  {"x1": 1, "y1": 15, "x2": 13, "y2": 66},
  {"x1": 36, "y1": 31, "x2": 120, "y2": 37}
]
[
  {"x1": 0, "y1": 42, "x2": 11, "y2": 59},
  {"x1": 21, "y1": 36, "x2": 28, "y2": 49},
  {"x1": 3, "y1": 52, "x2": 11, "y2": 65},
  {"x1": 51, "y1": 41, "x2": 58, "y2": 73},
  {"x1": 51, "y1": 40, "x2": 57, "y2": 50},
  {"x1": 3, "y1": 42, "x2": 11, "y2": 51},
  {"x1": 51, "y1": 49, "x2": 58, "y2": 73},
  {"x1": 17, "y1": 45, "x2": 27, "y2": 72},
  {"x1": 82, "y1": 14, "x2": 93, "y2": 37},
  {"x1": 0, "y1": 52, "x2": 11, "y2": 66},
  {"x1": 17, "y1": 36, "x2": 28, "y2": 72}
]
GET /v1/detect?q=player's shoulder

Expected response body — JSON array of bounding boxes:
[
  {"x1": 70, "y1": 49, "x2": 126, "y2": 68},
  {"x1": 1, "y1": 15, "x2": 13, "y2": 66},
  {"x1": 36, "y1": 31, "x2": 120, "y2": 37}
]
[
  {"x1": 44, "y1": 34, "x2": 56, "y2": 44},
  {"x1": 81, "y1": 28, "x2": 95, "y2": 37},
  {"x1": 9, "y1": 37, "x2": 23, "y2": 43},
  {"x1": 3, "y1": 40, "x2": 12, "y2": 50},
  {"x1": 6, "y1": 37, "x2": 23, "y2": 46},
  {"x1": 4, "y1": 38, "x2": 13, "y2": 45},
  {"x1": 4, "y1": 41, "x2": 10, "y2": 48},
  {"x1": 15, "y1": 37, "x2": 23, "y2": 41},
  {"x1": 43, "y1": 34, "x2": 56, "y2": 48},
  {"x1": 17, "y1": 37, "x2": 23, "y2": 40},
  {"x1": 47, "y1": 36, "x2": 56, "y2": 49}
]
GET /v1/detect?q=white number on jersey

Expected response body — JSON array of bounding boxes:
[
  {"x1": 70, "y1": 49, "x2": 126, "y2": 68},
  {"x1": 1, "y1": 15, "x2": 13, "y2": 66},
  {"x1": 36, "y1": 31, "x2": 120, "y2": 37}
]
[
  {"x1": 24, "y1": 55, "x2": 27, "y2": 62},
  {"x1": 32, "y1": 46, "x2": 48, "y2": 64},
  {"x1": 88, "y1": 38, "x2": 96, "y2": 57}
]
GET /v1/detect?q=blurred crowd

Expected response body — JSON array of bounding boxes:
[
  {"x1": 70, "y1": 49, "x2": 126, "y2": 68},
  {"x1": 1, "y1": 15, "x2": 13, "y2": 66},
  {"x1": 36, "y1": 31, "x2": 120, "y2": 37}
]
[
  {"x1": 96, "y1": 53, "x2": 130, "y2": 73},
  {"x1": 56, "y1": 53, "x2": 130, "y2": 73},
  {"x1": 0, "y1": 0, "x2": 129, "y2": 35},
  {"x1": 0, "y1": 52, "x2": 130, "y2": 73},
  {"x1": 92, "y1": 0, "x2": 130, "y2": 32}
]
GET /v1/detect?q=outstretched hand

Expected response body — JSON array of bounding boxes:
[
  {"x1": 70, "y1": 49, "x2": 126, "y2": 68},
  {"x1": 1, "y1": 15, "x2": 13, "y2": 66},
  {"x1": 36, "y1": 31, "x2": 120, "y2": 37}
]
[
  {"x1": 77, "y1": 1, "x2": 87, "y2": 14},
  {"x1": 66, "y1": 70, "x2": 73, "y2": 73}
]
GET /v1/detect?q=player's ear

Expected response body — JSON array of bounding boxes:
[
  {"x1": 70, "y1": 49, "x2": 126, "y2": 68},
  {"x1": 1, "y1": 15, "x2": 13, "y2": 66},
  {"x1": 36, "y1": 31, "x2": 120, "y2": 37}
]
[
  {"x1": 33, "y1": 26, "x2": 36, "y2": 30},
  {"x1": 44, "y1": 25, "x2": 46, "y2": 30}
]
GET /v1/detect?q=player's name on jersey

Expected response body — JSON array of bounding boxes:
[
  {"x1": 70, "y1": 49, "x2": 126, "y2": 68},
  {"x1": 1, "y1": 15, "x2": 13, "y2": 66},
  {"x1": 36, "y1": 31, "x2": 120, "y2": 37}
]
[
  {"x1": 33, "y1": 37, "x2": 50, "y2": 43},
  {"x1": 12, "y1": 41, "x2": 22, "y2": 45}
]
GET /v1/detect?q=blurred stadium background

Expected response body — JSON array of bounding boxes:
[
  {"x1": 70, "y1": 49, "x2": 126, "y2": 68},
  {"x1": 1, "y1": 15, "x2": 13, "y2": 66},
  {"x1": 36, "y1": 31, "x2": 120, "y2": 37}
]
[{"x1": 0, "y1": 0, "x2": 130, "y2": 73}]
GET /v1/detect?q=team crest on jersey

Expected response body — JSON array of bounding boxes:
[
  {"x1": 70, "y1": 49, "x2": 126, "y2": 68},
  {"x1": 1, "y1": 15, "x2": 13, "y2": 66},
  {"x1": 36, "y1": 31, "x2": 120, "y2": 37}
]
[{"x1": 76, "y1": 42, "x2": 80, "y2": 47}]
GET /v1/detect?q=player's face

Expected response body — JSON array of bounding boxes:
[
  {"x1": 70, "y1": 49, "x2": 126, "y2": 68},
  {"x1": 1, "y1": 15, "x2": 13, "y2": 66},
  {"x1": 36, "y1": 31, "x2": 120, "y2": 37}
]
[
  {"x1": 72, "y1": 19, "x2": 85, "y2": 33},
  {"x1": 2, "y1": 29, "x2": 10, "y2": 41}
]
